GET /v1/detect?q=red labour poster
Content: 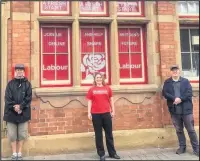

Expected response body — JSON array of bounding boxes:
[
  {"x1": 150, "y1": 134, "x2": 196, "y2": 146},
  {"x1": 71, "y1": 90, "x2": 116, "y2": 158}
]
[
  {"x1": 118, "y1": 27, "x2": 143, "y2": 80},
  {"x1": 41, "y1": 26, "x2": 70, "y2": 86},
  {"x1": 80, "y1": 27, "x2": 108, "y2": 84}
]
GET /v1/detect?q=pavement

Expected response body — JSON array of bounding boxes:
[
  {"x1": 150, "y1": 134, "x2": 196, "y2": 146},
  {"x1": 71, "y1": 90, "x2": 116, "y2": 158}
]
[{"x1": 2, "y1": 147, "x2": 199, "y2": 160}]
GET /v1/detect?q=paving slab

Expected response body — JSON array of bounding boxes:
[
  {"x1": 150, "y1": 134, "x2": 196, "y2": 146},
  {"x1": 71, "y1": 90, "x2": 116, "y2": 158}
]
[{"x1": 1, "y1": 147, "x2": 199, "y2": 160}]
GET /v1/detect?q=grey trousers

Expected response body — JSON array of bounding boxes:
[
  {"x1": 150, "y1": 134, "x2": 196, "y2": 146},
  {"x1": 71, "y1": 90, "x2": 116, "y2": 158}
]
[{"x1": 171, "y1": 114, "x2": 199, "y2": 152}]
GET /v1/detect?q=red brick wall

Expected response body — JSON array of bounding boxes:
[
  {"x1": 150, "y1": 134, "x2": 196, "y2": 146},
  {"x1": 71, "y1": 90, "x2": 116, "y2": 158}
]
[
  {"x1": 156, "y1": 2, "x2": 178, "y2": 81},
  {"x1": 29, "y1": 94, "x2": 165, "y2": 136},
  {"x1": 193, "y1": 97, "x2": 199, "y2": 125},
  {"x1": 5, "y1": 1, "x2": 199, "y2": 137},
  {"x1": 12, "y1": 21, "x2": 31, "y2": 67},
  {"x1": 156, "y1": 1, "x2": 176, "y2": 15},
  {"x1": 7, "y1": 19, "x2": 12, "y2": 80},
  {"x1": 12, "y1": 1, "x2": 33, "y2": 13},
  {"x1": 7, "y1": 2, "x2": 32, "y2": 81},
  {"x1": 29, "y1": 93, "x2": 198, "y2": 136},
  {"x1": 158, "y1": 22, "x2": 177, "y2": 79}
]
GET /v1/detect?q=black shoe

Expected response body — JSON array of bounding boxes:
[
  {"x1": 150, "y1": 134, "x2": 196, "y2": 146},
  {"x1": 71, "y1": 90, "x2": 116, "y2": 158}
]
[
  {"x1": 193, "y1": 150, "x2": 199, "y2": 157},
  {"x1": 100, "y1": 155, "x2": 106, "y2": 161},
  {"x1": 176, "y1": 147, "x2": 186, "y2": 155},
  {"x1": 109, "y1": 154, "x2": 120, "y2": 159}
]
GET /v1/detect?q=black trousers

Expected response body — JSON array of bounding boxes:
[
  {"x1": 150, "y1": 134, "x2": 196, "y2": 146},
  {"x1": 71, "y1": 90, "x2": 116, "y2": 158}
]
[{"x1": 92, "y1": 112, "x2": 116, "y2": 157}]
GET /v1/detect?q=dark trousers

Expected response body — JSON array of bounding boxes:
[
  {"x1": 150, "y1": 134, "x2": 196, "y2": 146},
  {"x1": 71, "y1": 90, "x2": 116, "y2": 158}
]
[
  {"x1": 171, "y1": 114, "x2": 199, "y2": 152},
  {"x1": 92, "y1": 112, "x2": 116, "y2": 157}
]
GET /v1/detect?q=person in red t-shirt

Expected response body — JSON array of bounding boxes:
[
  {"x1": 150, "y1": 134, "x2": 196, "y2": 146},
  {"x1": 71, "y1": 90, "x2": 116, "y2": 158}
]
[{"x1": 86, "y1": 72, "x2": 120, "y2": 161}]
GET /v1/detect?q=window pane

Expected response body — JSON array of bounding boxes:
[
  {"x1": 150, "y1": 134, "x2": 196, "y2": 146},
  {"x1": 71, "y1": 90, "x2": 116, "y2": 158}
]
[
  {"x1": 130, "y1": 53, "x2": 142, "y2": 78},
  {"x1": 118, "y1": 28, "x2": 129, "y2": 53},
  {"x1": 42, "y1": 54, "x2": 56, "y2": 81},
  {"x1": 178, "y1": 1, "x2": 199, "y2": 15},
  {"x1": 196, "y1": 1, "x2": 199, "y2": 13},
  {"x1": 188, "y1": 1, "x2": 199, "y2": 14},
  {"x1": 119, "y1": 53, "x2": 130, "y2": 78},
  {"x1": 181, "y1": 52, "x2": 191, "y2": 70},
  {"x1": 192, "y1": 53, "x2": 199, "y2": 77},
  {"x1": 180, "y1": 29, "x2": 190, "y2": 52},
  {"x1": 42, "y1": 28, "x2": 55, "y2": 53},
  {"x1": 81, "y1": 53, "x2": 106, "y2": 80},
  {"x1": 190, "y1": 29, "x2": 199, "y2": 52},
  {"x1": 118, "y1": 26, "x2": 146, "y2": 83},
  {"x1": 80, "y1": 27, "x2": 109, "y2": 84},
  {"x1": 56, "y1": 54, "x2": 69, "y2": 80},
  {"x1": 80, "y1": 28, "x2": 93, "y2": 53},
  {"x1": 192, "y1": 45, "x2": 199, "y2": 52},
  {"x1": 178, "y1": 1, "x2": 188, "y2": 14},
  {"x1": 56, "y1": 28, "x2": 68, "y2": 53},
  {"x1": 181, "y1": 52, "x2": 192, "y2": 77},
  {"x1": 41, "y1": 26, "x2": 71, "y2": 86},
  {"x1": 93, "y1": 28, "x2": 105, "y2": 53},
  {"x1": 129, "y1": 28, "x2": 141, "y2": 52}
]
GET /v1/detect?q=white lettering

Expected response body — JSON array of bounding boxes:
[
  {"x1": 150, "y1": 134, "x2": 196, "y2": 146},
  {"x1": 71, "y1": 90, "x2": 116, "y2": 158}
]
[
  {"x1": 130, "y1": 32, "x2": 140, "y2": 37},
  {"x1": 84, "y1": 33, "x2": 103, "y2": 37},
  {"x1": 120, "y1": 64, "x2": 141, "y2": 69},
  {"x1": 44, "y1": 33, "x2": 62, "y2": 37},
  {"x1": 43, "y1": 65, "x2": 68, "y2": 71},
  {"x1": 44, "y1": 5, "x2": 62, "y2": 10},
  {"x1": 117, "y1": 2, "x2": 138, "y2": 12},
  {"x1": 42, "y1": 1, "x2": 67, "y2": 11},
  {"x1": 119, "y1": 32, "x2": 139, "y2": 37},
  {"x1": 121, "y1": 42, "x2": 137, "y2": 45},
  {"x1": 80, "y1": 1, "x2": 103, "y2": 12},
  {"x1": 119, "y1": 33, "x2": 129, "y2": 37},
  {"x1": 93, "y1": 90, "x2": 108, "y2": 95},
  {"x1": 87, "y1": 42, "x2": 102, "y2": 46},
  {"x1": 48, "y1": 42, "x2": 65, "y2": 46}
]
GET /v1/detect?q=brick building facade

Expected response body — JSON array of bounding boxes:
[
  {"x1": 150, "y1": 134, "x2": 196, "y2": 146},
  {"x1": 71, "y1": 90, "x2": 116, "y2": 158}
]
[{"x1": 1, "y1": 1, "x2": 199, "y2": 156}]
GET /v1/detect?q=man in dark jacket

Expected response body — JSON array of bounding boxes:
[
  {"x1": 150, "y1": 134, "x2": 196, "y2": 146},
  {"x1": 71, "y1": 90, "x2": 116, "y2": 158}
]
[
  {"x1": 162, "y1": 65, "x2": 199, "y2": 157},
  {"x1": 3, "y1": 64, "x2": 32, "y2": 160}
]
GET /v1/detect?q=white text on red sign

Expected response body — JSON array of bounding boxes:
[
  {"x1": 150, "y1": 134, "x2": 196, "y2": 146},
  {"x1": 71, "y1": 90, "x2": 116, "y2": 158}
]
[
  {"x1": 120, "y1": 64, "x2": 141, "y2": 69},
  {"x1": 119, "y1": 33, "x2": 140, "y2": 37},
  {"x1": 43, "y1": 65, "x2": 68, "y2": 71},
  {"x1": 42, "y1": 1, "x2": 67, "y2": 11},
  {"x1": 44, "y1": 33, "x2": 63, "y2": 37},
  {"x1": 84, "y1": 33, "x2": 103, "y2": 36}
]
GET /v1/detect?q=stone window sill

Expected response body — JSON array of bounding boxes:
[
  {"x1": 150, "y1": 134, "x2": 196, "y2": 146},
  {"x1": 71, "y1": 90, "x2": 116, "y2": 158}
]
[
  {"x1": 33, "y1": 83, "x2": 199, "y2": 97},
  {"x1": 34, "y1": 84, "x2": 159, "y2": 97}
]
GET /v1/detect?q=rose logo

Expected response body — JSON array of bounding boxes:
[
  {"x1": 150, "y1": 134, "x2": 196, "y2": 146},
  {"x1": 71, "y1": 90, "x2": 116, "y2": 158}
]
[{"x1": 81, "y1": 54, "x2": 105, "y2": 80}]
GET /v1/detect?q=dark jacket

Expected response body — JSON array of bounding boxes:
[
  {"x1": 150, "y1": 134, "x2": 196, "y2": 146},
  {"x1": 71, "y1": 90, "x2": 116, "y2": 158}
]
[
  {"x1": 162, "y1": 77, "x2": 193, "y2": 115},
  {"x1": 3, "y1": 77, "x2": 32, "y2": 124}
]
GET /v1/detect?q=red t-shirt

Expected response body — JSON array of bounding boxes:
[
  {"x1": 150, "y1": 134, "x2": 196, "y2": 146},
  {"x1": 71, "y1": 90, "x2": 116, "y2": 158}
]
[{"x1": 86, "y1": 86, "x2": 112, "y2": 114}]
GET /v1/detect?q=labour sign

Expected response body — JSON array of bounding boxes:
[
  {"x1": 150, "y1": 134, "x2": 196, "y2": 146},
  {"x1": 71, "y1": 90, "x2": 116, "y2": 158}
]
[
  {"x1": 80, "y1": 27, "x2": 108, "y2": 83},
  {"x1": 41, "y1": 26, "x2": 71, "y2": 86},
  {"x1": 118, "y1": 27, "x2": 143, "y2": 79}
]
